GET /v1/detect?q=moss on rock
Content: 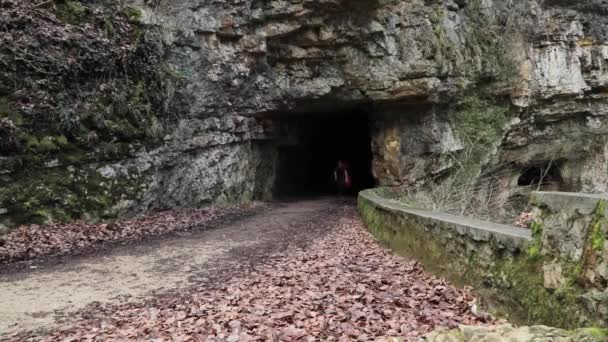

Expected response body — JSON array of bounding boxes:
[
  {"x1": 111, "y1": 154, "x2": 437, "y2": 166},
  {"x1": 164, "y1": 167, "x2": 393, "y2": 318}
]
[
  {"x1": 580, "y1": 327, "x2": 608, "y2": 340},
  {"x1": 527, "y1": 220, "x2": 543, "y2": 259},
  {"x1": 490, "y1": 256, "x2": 581, "y2": 327},
  {"x1": 451, "y1": 95, "x2": 509, "y2": 157},
  {"x1": 1, "y1": 0, "x2": 175, "y2": 164},
  {"x1": 54, "y1": 0, "x2": 88, "y2": 25},
  {"x1": 121, "y1": 6, "x2": 143, "y2": 22},
  {"x1": 0, "y1": 165, "x2": 149, "y2": 227},
  {"x1": 0, "y1": 0, "x2": 183, "y2": 230},
  {"x1": 589, "y1": 199, "x2": 606, "y2": 252}
]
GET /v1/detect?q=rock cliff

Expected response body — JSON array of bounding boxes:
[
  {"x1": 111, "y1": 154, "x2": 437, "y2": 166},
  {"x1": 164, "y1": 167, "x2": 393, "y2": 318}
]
[{"x1": 2, "y1": 0, "x2": 608, "y2": 229}]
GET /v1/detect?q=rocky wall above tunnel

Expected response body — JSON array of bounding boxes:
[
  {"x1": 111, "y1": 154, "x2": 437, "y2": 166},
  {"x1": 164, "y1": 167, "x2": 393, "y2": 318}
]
[
  {"x1": 144, "y1": 0, "x2": 608, "y2": 190},
  {"x1": 3, "y1": 0, "x2": 608, "y2": 230}
]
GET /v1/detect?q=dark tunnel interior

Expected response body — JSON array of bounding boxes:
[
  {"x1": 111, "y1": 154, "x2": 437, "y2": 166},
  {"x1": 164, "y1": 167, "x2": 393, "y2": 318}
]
[
  {"x1": 274, "y1": 110, "x2": 375, "y2": 198},
  {"x1": 517, "y1": 162, "x2": 563, "y2": 189}
]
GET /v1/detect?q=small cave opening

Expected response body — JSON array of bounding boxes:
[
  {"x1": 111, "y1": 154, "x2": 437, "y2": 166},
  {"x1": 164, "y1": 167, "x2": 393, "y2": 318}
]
[
  {"x1": 517, "y1": 162, "x2": 563, "y2": 191},
  {"x1": 274, "y1": 108, "x2": 375, "y2": 198}
]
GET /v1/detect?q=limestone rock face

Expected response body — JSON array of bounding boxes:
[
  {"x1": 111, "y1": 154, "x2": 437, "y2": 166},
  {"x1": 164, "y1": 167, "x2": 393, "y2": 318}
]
[
  {"x1": 2, "y1": 0, "x2": 608, "y2": 228},
  {"x1": 129, "y1": 0, "x2": 608, "y2": 193}
]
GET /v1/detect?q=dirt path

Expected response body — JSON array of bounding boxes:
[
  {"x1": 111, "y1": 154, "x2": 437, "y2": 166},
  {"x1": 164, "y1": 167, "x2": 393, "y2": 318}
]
[
  {"x1": 0, "y1": 198, "x2": 341, "y2": 337},
  {"x1": 3, "y1": 199, "x2": 489, "y2": 341}
]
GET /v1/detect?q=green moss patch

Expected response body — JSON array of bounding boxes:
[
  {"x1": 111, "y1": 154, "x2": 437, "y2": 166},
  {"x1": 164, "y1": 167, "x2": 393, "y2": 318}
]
[
  {"x1": 1, "y1": 0, "x2": 176, "y2": 162},
  {"x1": 580, "y1": 327, "x2": 608, "y2": 340},
  {"x1": 54, "y1": 0, "x2": 89, "y2": 25},
  {"x1": 527, "y1": 221, "x2": 543, "y2": 260},
  {"x1": 0, "y1": 165, "x2": 149, "y2": 227},
  {"x1": 490, "y1": 257, "x2": 580, "y2": 328},
  {"x1": 590, "y1": 200, "x2": 606, "y2": 252},
  {"x1": 451, "y1": 95, "x2": 509, "y2": 158},
  {"x1": 122, "y1": 6, "x2": 143, "y2": 22}
]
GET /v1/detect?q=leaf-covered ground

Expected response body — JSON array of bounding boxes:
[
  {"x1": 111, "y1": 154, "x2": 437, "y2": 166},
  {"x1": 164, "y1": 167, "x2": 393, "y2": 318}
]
[
  {"x1": 0, "y1": 203, "x2": 266, "y2": 268},
  {"x1": 9, "y1": 203, "x2": 491, "y2": 341}
]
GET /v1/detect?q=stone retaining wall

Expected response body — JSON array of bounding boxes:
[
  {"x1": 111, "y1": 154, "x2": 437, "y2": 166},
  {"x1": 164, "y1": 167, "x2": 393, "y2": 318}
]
[{"x1": 358, "y1": 190, "x2": 607, "y2": 329}]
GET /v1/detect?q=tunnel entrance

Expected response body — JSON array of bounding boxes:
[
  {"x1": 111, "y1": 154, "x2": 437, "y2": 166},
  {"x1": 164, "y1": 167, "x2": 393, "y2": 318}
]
[
  {"x1": 274, "y1": 109, "x2": 375, "y2": 198},
  {"x1": 517, "y1": 162, "x2": 563, "y2": 191}
]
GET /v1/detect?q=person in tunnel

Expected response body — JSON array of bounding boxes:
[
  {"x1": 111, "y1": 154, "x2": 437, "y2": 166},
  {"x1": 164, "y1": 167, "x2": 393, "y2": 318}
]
[{"x1": 334, "y1": 160, "x2": 352, "y2": 196}]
